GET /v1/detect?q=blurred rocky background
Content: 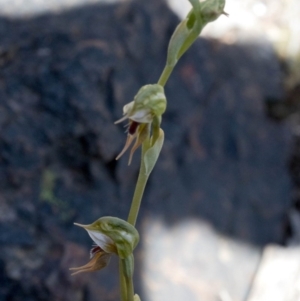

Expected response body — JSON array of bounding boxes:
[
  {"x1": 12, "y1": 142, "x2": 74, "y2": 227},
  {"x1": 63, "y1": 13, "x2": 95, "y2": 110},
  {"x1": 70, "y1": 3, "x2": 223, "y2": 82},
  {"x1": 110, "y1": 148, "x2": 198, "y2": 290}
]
[{"x1": 0, "y1": 0, "x2": 299, "y2": 301}]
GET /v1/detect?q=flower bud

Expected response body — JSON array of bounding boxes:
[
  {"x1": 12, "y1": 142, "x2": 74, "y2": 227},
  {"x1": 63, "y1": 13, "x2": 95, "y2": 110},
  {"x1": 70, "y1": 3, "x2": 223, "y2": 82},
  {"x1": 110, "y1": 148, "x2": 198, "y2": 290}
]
[
  {"x1": 166, "y1": 0, "x2": 226, "y2": 66},
  {"x1": 75, "y1": 216, "x2": 139, "y2": 259},
  {"x1": 200, "y1": 0, "x2": 226, "y2": 24},
  {"x1": 130, "y1": 84, "x2": 166, "y2": 121},
  {"x1": 115, "y1": 84, "x2": 166, "y2": 125},
  {"x1": 70, "y1": 217, "x2": 139, "y2": 275},
  {"x1": 115, "y1": 84, "x2": 166, "y2": 164}
]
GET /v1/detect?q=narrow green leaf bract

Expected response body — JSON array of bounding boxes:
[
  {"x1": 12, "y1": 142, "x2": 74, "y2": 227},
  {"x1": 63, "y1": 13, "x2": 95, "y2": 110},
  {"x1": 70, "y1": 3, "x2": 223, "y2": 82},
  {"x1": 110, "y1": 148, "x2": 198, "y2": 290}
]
[{"x1": 143, "y1": 129, "x2": 164, "y2": 176}]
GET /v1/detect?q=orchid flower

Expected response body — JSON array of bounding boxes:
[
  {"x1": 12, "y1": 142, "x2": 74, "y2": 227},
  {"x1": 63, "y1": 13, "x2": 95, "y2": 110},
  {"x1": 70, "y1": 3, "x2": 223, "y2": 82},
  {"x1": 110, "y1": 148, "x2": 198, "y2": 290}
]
[
  {"x1": 115, "y1": 84, "x2": 166, "y2": 165},
  {"x1": 70, "y1": 216, "x2": 139, "y2": 275}
]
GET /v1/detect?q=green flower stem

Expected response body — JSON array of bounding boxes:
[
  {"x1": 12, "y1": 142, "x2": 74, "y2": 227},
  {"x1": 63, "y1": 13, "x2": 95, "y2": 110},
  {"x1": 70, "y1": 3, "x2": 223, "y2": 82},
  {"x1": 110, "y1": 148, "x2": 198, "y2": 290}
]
[
  {"x1": 157, "y1": 64, "x2": 175, "y2": 87},
  {"x1": 124, "y1": 272, "x2": 134, "y2": 301},
  {"x1": 121, "y1": 256, "x2": 135, "y2": 301},
  {"x1": 119, "y1": 260, "x2": 127, "y2": 301},
  {"x1": 127, "y1": 143, "x2": 149, "y2": 226}
]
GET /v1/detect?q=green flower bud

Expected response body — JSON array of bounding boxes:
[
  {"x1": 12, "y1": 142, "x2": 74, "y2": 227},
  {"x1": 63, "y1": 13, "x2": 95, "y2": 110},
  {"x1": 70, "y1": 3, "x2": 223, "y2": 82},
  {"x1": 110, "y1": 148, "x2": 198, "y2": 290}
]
[
  {"x1": 166, "y1": 0, "x2": 201, "y2": 66},
  {"x1": 130, "y1": 84, "x2": 166, "y2": 122},
  {"x1": 70, "y1": 217, "x2": 139, "y2": 275},
  {"x1": 115, "y1": 84, "x2": 166, "y2": 164},
  {"x1": 115, "y1": 84, "x2": 166, "y2": 125},
  {"x1": 166, "y1": 0, "x2": 226, "y2": 66},
  {"x1": 200, "y1": 0, "x2": 227, "y2": 24},
  {"x1": 75, "y1": 216, "x2": 139, "y2": 259}
]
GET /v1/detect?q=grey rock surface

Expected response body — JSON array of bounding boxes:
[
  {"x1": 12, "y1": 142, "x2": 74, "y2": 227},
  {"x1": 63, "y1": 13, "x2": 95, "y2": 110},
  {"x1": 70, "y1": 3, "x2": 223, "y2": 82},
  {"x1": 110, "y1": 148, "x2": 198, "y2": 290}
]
[
  {"x1": 0, "y1": 0, "x2": 124, "y2": 17},
  {"x1": 0, "y1": 0, "x2": 292, "y2": 300}
]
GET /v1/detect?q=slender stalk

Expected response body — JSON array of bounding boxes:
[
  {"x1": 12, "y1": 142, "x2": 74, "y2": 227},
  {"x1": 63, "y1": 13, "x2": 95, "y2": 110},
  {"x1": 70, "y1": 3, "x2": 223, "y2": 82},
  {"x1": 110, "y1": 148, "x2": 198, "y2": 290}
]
[
  {"x1": 125, "y1": 273, "x2": 134, "y2": 301},
  {"x1": 119, "y1": 259, "x2": 127, "y2": 301},
  {"x1": 121, "y1": 256, "x2": 135, "y2": 301},
  {"x1": 127, "y1": 143, "x2": 149, "y2": 226},
  {"x1": 157, "y1": 64, "x2": 175, "y2": 87}
]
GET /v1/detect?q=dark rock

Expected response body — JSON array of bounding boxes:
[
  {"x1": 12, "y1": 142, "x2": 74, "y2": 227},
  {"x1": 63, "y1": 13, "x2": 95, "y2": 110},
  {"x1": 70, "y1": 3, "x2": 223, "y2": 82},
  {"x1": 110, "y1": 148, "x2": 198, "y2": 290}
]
[{"x1": 0, "y1": 223, "x2": 34, "y2": 246}]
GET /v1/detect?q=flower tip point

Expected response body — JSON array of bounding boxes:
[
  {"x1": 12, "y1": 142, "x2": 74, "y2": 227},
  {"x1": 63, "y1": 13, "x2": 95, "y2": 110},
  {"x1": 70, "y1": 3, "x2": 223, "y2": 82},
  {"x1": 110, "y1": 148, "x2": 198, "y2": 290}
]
[
  {"x1": 74, "y1": 222, "x2": 87, "y2": 228},
  {"x1": 115, "y1": 134, "x2": 135, "y2": 161},
  {"x1": 69, "y1": 268, "x2": 87, "y2": 276},
  {"x1": 114, "y1": 115, "x2": 128, "y2": 125}
]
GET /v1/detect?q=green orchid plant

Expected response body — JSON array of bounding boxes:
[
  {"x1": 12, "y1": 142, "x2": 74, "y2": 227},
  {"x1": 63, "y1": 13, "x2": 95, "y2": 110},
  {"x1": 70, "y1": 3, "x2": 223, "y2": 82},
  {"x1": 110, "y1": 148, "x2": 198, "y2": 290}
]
[{"x1": 71, "y1": 0, "x2": 226, "y2": 300}]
